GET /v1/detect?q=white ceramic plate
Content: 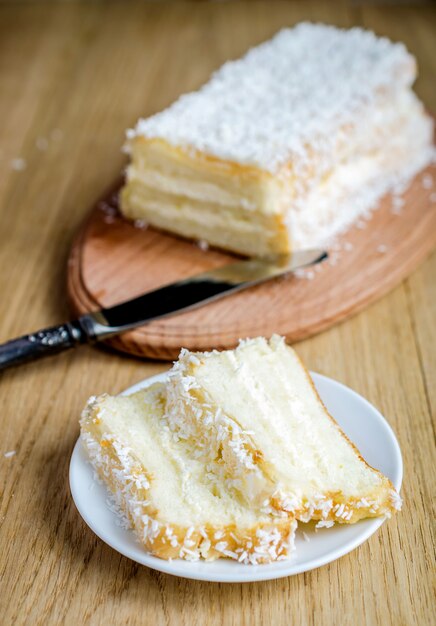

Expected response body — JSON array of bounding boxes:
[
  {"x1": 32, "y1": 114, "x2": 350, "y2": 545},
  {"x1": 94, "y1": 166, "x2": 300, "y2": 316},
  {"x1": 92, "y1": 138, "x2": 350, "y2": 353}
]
[{"x1": 70, "y1": 372, "x2": 402, "y2": 583}]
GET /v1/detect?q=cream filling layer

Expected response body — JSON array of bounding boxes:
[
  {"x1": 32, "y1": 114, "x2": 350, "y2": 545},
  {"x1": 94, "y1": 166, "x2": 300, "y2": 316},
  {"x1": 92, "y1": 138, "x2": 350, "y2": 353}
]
[{"x1": 127, "y1": 166, "x2": 262, "y2": 212}]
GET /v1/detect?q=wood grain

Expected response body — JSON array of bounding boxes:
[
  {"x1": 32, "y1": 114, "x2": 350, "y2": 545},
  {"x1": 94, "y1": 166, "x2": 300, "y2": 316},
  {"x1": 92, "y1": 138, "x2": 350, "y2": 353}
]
[
  {"x1": 67, "y1": 160, "x2": 436, "y2": 359},
  {"x1": 0, "y1": 2, "x2": 435, "y2": 625}
]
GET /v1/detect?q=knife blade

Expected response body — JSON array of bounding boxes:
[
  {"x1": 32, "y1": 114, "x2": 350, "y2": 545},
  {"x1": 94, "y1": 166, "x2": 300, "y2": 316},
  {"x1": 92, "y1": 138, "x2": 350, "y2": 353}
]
[{"x1": 0, "y1": 248, "x2": 327, "y2": 370}]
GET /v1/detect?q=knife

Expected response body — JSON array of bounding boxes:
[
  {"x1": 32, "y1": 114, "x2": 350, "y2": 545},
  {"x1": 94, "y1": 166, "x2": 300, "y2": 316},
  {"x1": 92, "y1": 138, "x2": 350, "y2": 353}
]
[{"x1": 0, "y1": 249, "x2": 327, "y2": 370}]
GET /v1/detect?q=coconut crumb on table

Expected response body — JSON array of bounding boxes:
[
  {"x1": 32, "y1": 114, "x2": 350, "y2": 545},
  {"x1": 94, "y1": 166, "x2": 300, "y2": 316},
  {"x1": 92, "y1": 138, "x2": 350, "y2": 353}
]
[
  {"x1": 50, "y1": 128, "x2": 63, "y2": 141},
  {"x1": 11, "y1": 158, "x2": 26, "y2": 171},
  {"x1": 4, "y1": 450, "x2": 16, "y2": 458},
  {"x1": 36, "y1": 137, "x2": 49, "y2": 151}
]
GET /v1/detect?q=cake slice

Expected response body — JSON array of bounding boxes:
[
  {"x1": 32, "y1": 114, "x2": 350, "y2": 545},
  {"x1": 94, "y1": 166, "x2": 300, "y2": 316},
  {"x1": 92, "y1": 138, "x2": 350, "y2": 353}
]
[
  {"x1": 120, "y1": 23, "x2": 433, "y2": 256},
  {"x1": 80, "y1": 336, "x2": 401, "y2": 563},
  {"x1": 164, "y1": 336, "x2": 401, "y2": 525},
  {"x1": 81, "y1": 384, "x2": 297, "y2": 563}
]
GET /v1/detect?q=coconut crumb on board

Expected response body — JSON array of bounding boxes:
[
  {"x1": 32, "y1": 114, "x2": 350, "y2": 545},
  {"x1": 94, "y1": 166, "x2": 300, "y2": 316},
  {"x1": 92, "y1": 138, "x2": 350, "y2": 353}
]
[
  {"x1": 376, "y1": 244, "x2": 389, "y2": 254},
  {"x1": 134, "y1": 219, "x2": 149, "y2": 230},
  {"x1": 421, "y1": 173, "x2": 433, "y2": 189},
  {"x1": 197, "y1": 239, "x2": 210, "y2": 252}
]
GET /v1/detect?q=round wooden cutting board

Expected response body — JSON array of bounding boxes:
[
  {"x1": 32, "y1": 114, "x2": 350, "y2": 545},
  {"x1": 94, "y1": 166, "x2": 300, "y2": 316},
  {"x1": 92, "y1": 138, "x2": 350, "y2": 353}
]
[{"x1": 68, "y1": 163, "x2": 436, "y2": 360}]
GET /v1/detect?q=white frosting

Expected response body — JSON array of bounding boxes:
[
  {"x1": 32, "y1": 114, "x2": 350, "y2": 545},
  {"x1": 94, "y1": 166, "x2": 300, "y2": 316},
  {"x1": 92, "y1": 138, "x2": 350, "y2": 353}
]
[{"x1": 129, "y1": 23, "x2": 415, "y2": 172}]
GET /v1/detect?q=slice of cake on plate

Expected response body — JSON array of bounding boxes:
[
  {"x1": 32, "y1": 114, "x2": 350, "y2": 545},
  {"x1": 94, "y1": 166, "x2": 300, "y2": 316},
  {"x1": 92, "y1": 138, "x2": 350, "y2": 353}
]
[
  {"x1": 120, "y1": 23, "x2": 433, "y2": 257},
  {"x1": 80, "y1": 336, "x2": 401, "y2": 563},
  {"x1": 81, "y1": 385, "x2": 297, "y2": 564}
]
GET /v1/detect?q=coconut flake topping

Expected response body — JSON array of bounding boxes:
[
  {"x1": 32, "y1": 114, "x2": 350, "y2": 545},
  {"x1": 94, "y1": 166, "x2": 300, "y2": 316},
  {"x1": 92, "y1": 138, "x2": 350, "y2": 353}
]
[{"x1": 129, "y1": 23, "x2": 414, "y2": 172}]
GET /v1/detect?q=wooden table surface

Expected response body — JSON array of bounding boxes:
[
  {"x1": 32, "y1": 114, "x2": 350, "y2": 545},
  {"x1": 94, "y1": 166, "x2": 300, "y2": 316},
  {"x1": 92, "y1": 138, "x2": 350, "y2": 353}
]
[{"x1": 1, "y1": 2, "x2": 435, "y2": 625}]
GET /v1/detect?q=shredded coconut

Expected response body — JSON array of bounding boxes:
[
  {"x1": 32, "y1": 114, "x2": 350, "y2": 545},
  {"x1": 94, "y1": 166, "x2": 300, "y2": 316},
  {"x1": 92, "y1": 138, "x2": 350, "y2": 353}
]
[
  {"x1": 129, "y1": 24, "x2": 415, "y2": 173},
  {"x1": 50, "y1": 128, "x2": 63, "y2": 141},
  {"x1": 11, "y1": 158, "x2": 26, "y2": 171},
  {"x1": 422, "y1": 173, "x2": 433, "y2": 189},
  {"x1": 197, "y1": 239, "x2": 210, "y2": 251},
  {"x1": 315, "y1": 520, "x2": 335, "y2": 529},
  {"x1": 376, "y1": 244, "x2": 388, "y2": 254},
  {"x1": 36, "y1": 137, "x2": 49, "y2": 151}
]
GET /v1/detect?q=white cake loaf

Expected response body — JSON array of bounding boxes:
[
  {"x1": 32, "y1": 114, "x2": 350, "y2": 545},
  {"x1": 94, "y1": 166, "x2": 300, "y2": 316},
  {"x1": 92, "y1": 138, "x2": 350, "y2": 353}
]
[
  {"x1": 121, "y1": 23, "x2": 433, "y2": 257},
  {"x1": 80, "y1": 336, "x2": 401, "y2": 563}
]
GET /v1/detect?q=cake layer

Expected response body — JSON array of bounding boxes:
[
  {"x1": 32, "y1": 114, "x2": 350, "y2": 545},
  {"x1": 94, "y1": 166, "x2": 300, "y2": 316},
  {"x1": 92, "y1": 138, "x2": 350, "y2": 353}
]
[
  {"x1": 121, "y1": 24, "x2": 433, "y2": 255},
  {"x1": 121, "y1": 175, "x2": 289, "y2": 257},
  {"x1": 164, "y1": 336, "x2": 401, "y2": 524}
]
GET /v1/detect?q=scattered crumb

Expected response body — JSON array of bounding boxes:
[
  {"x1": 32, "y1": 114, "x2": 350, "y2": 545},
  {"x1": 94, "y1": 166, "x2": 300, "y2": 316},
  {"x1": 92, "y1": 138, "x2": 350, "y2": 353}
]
[
  {"x1": 391, "y1": 193, "x2": 406, "y2": 215},
  {"x1": 328, "y1": 253, "x2": 340, "y2": 267},
  {"x1": 11, "y1": 158, "x2": 26, "y2": 171},
  {"x1": 293, "y1": 268, "x2": 306, "y2": 279},
  {"x1": 197, "y1": 239, "x2": 210, "y2": 252},
  {"x1": 294, "y1": 267, "x2": 318, "y2": 280},
  {"x1": 36, "y1": 137, "x2": 49, "y2": 151},
  {"x1": 50, "y1": 128, "x2": 63, "y2": 141},
  {"x1": 315, "y1": 520, "x2": 335, "y2": 530},
  {"x1": 98, "y1": 200, "x2": 117, "y2": 216},
  {"x1": 4, "y1": 450, "x2": 16, "y2": 458},
  {"x1": 134, "y1": 219, "x2": 148, "y2": 230},
  {"x1": 422, "y1": 174, "x2": 433, "y2": 190},
  {"x1": 376, "y1": 244, "x2": 388, "y2": 254},
  {"x1": 103, "y1": 215, "x2": 116, "y2": 224},
  {"x1": 392, "y1": 181, "x2": 408, "y2": 197}
]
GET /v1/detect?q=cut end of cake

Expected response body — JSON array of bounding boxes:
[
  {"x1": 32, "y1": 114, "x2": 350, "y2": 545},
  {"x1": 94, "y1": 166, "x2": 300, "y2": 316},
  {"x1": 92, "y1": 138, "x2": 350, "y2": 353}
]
[{"x1": 80, "y1": 336, "x2": 401, "y2": 563}]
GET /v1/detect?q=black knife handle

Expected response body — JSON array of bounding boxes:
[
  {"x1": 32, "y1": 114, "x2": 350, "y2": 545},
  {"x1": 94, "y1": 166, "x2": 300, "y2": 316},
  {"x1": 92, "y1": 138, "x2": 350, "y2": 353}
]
[{"x1": 0, "y1": 321, "x2": 87, "y2": 371}]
